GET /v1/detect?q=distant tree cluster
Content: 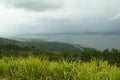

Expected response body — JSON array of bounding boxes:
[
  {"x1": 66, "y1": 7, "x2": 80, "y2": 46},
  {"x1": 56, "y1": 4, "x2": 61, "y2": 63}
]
[{"x1": 81, "y1": 48, "x2": 120, "y2": 66}]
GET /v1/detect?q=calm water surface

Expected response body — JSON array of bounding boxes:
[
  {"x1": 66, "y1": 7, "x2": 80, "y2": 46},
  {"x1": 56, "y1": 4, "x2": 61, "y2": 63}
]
[{"x1": 47, "y1": 34, "x2": 120, "y2": 50}]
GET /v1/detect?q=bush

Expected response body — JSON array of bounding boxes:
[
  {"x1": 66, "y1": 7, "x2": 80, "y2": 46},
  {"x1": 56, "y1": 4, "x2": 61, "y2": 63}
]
[{"x1": 0, "y1": 57, "x2": 120, "y2": 80}]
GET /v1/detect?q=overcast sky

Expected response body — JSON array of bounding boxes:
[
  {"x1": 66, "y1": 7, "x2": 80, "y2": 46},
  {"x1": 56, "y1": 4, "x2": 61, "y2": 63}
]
[{"x1": 0, "y1": 0, "x2": 120, "y2": 35}]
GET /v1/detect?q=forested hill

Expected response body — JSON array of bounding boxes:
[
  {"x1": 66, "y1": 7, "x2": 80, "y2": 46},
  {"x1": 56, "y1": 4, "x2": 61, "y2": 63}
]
[{"x1": 0, "y1": 37, "x2": 82, "y2": 54}]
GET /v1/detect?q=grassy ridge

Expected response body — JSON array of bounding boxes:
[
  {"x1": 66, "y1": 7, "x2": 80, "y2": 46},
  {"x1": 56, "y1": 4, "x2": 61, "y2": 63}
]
[{"x1": 0, "y1": 57, "x2": 120, "y2": 80}]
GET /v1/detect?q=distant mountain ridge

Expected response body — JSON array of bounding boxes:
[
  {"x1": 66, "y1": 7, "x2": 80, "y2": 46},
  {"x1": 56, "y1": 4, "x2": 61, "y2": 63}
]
[{"x1": 15, "y1": 32, "x2": 120, "y2": 36}]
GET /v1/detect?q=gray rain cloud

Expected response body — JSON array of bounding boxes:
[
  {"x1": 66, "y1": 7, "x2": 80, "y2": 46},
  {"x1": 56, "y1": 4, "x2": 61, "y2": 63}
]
[
  {"x1": 0, "y1": 0, "x2": 120, "y2": 35},
  {"x1": 0, "y1": 0, "x2": 65, "y2": 11}
]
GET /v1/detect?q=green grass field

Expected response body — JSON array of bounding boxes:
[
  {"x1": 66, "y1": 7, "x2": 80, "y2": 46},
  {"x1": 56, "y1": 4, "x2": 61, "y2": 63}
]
[{"x1": 0, "y1": 57, "x2": 120, "y2": 80}]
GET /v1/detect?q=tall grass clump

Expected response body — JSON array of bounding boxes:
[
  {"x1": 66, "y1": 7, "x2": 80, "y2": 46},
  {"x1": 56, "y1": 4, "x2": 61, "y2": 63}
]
[{"x1": 0, "y1": 57, "x2": 120, "y2": 80}]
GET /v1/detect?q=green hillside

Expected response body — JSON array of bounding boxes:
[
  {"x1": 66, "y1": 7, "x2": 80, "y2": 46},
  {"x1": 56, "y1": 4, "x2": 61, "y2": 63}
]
[{"x1": 0, "y1": 37, "x2": 82, "y2": 54}]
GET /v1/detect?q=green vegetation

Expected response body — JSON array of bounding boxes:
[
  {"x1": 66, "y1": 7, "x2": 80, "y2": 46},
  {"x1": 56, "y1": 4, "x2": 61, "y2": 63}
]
[
  {"x1": 0, "y1": 38, "x2": 82, "y2": 54},
  {"x1": 0, "y1": 37, "x2": 120, "y2": 80},
  {"x1": 0, "y1": 57, "x2": 120, "y2": 80}
]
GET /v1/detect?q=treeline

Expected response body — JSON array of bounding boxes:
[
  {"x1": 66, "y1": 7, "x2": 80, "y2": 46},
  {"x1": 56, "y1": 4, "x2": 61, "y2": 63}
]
[
  {"x1": 81, "y1": 48, "x2": 120, "y2": 66},
  {"x1": 0, "y1": 43, "x2": 120, "y2": 66}
]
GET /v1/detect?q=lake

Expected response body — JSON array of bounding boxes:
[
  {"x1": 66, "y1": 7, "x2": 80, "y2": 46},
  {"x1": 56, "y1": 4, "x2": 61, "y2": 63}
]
[
  {"x1": 12, "y1": 34, "x2": 120, "y2": 51},
  {"x1": 46, "y1": 34, "x2": 120, "y2": 50}
]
